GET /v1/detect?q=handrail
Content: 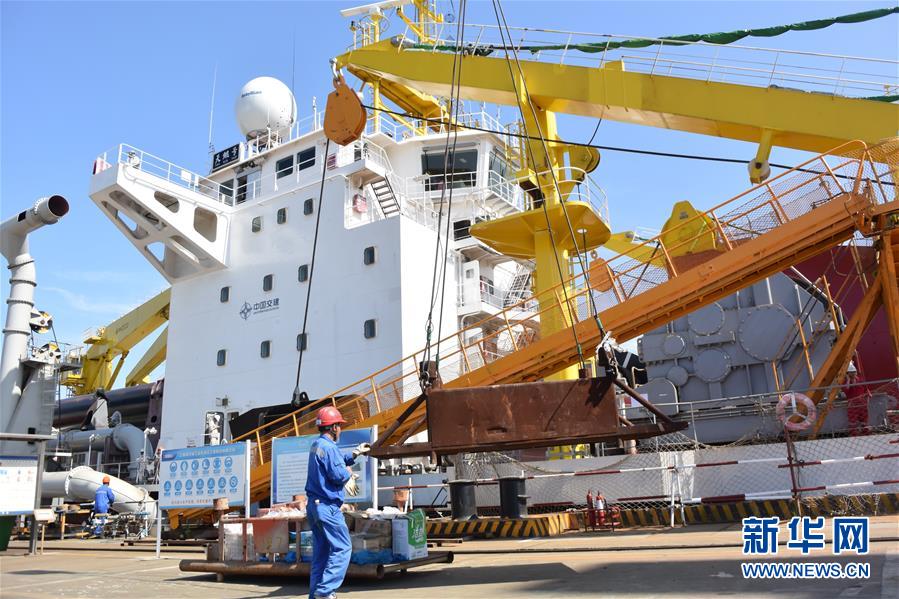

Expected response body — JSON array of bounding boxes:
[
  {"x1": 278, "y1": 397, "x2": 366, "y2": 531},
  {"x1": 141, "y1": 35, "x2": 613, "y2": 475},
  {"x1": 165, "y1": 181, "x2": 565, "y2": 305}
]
[
  {"x1": 233, "y1": 138, "x2": 894, "y2": 459},
  {"x1": 394, "y1": 24, "x2": 897, "y2": 98}
]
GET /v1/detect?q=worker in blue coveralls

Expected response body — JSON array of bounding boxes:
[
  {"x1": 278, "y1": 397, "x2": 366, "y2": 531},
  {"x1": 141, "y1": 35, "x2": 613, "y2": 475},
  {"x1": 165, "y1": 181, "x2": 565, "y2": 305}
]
[
  {"x1": 305, "y1": 406, "x2": 371, "y2": 599},
  {"x1": 92, "y1": 475, "x2": 115, "y2": 536}
]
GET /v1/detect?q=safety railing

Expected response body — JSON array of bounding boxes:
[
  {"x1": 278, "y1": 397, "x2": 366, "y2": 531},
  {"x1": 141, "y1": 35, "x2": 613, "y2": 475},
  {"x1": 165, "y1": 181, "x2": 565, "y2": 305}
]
[
  {"x1": 233, "y1": 138, "x2": 897, "y2": 468},
  {"x1": 95, "y1": 144, "x2": 233, "y2": 205},
  {"x1": 365, "y1": 109, "x2": 520, "y2": 146},
  {"x1": 397, "y1": 23, "x2": 898, "y2": 99}
]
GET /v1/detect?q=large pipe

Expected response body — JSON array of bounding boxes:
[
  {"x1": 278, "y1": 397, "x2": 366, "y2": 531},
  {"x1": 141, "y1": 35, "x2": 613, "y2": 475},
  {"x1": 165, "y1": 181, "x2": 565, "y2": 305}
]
[
  {"x1": 50, "y1": 423, "x2": 154, "y2": 479},
  {"x1": 54, "y1": 383, "x2": 156, "y2": 428},
  {"x1": 0, "y1": 195, "x2": 69, "y2": 438},
  {"x1": 42, "y1": 465, "x2": 156, "y2": 520}
]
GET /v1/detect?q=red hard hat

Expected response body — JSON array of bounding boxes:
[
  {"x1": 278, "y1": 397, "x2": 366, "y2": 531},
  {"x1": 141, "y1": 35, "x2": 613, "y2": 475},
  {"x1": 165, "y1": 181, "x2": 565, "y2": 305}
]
[{"x1": 316, "y1": 406, "x2": 347, "y2": 427}]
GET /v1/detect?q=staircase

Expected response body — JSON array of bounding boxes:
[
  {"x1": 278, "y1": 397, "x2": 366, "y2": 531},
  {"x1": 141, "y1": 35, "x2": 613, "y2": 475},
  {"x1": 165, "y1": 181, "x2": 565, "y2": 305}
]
[
  {"x1": 170, "y1": 139, "x2": 899, "y2": 527},
  {"x1": 368, "y1": 176, "x2": 401, "y2": 218},
  {"x1": 503, "y1": 264, "x2": 533, "y2": 306}
]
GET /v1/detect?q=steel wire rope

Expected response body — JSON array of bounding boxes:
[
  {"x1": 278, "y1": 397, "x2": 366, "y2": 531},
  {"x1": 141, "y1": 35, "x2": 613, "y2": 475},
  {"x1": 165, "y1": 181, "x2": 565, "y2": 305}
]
[
  {"x1": 421, "y1": 0, "x2": 468, "y2": 387},
  {"x1": 491, "y1": 0, "x2": 595, "y2": 368},
  {"x1": 292, "y1": 137, "x2": 331, "y2": 403},
  {"x1": 433, "y1": 0, "x2": 470, "y2": 371}
]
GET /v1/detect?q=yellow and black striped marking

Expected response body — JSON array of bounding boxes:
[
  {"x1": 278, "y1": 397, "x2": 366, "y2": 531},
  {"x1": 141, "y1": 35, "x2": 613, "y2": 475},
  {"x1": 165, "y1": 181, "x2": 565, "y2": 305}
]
[
  {"x1": 614, "y1": 492, "x2": 899, "y2": 527},
  {"x1": 427, "y1": 513, "x2": 578, "y2": 539}
]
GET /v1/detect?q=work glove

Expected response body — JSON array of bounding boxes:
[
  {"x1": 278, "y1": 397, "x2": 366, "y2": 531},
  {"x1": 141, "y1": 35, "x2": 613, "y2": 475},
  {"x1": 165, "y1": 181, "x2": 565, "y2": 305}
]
[
  {"x1": 352, "y1": 443, "x2": 372, "y2": 458},
  {"x1": 344, "y1": 470, "x2": 360, "y2": 497}
]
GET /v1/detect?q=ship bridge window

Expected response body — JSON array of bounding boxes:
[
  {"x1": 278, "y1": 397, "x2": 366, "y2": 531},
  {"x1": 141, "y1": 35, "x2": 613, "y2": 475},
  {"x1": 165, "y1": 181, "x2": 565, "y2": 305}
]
[
  {"x1": 277, "y1": 207, "x2": 288, "y2": 224},
  {"x1": 260, "y1": 340, "x2": 271, "y2": 358},
  {"x1": 303, "y1": 198, "x2": 314, "y2": 215},
  {"x1": 220, "y1": 286, "x2": 230, "y2": 302},
  {"x1": 276, "y1": 155, "x2": 294, "y2": 179},
  {"x1": 297, "y1": 147, "x2": 315, "y2": 171},
  {"x1": 263, "y1": 274, "x2": 273, "y2": 291},
  {"x1": 422, "y1": 147, "x2": 478, "y2": 191},
  {"x1": 296, "y1": 333, "x2": 308, "y2": 351},
  {"x1": 363, "y1": 246, "x2": 376, "y2": 265},
  {"x1": 251, "y1": 216, "x2": 262, "y2": 232},
  {"x1": 298, "y1": 264, "x2": 309, "y2": 282},
  {"x1": 216, "y1": 349, "x2": 227, "y2": 366}
]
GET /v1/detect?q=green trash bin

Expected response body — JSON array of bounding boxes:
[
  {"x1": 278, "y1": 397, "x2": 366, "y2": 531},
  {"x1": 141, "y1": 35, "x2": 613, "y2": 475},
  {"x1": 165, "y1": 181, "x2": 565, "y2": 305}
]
[{"x1": 0, "y1": 516, "x2": 16, "y2": 551}]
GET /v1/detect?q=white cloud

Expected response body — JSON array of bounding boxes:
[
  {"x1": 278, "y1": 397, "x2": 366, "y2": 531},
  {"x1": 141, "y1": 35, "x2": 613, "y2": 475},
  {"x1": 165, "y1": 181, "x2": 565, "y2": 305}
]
[
  {"x1": 49, "y1": 270, "x2": 139, "y2": 283},
  {"x1": 42, "y1": 287, "x2": 137, "y2": 315}
]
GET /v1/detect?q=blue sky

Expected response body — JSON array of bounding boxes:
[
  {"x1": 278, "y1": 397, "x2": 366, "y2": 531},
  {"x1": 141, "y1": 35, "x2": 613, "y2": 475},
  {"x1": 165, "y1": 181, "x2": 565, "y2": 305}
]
[{"x1": 1, "y1": 1, "x2": 896, "y2": 390}]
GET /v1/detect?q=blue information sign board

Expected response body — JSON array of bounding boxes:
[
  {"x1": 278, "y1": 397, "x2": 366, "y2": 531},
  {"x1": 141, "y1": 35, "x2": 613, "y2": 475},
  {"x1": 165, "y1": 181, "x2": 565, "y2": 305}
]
[
  {"x1": 271, "y1": 428, "x2": 375, "y2": 505},
  {"x1": 159, "y1": 442, "x2": 249, "y2": 510}
]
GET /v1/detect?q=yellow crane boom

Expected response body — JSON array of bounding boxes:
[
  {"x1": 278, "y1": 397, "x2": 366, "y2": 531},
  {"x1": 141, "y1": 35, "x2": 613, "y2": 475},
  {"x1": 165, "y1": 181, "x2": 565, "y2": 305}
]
[
  {"x1": 337, "y1": 38, "x2": 898, "y2": 183},
  {"x1": 60, "y1": 288, "x2": 170, "y2": 395}
]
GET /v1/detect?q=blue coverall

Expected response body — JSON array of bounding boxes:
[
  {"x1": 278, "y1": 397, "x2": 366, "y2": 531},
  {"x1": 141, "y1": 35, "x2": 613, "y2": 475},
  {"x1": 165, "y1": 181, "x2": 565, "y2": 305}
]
[
  {"x1": 93, "y1": 483, "x2": 115, "y2": 535},
  {"x1": 305, "y1": 434, "x2": 356, "y2": 599}
]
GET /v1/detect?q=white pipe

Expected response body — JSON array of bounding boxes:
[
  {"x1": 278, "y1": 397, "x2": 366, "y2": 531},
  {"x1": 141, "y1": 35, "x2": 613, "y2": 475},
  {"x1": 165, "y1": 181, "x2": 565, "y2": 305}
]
[
  {"x1": 111, "y1": 423, "x2": 153, "y2": 478},
  {"x1": 0, "y1": 195, "x2": 69, "y2": 439},
  {"x1": 50, "y1": 423, "x2": 153, "y2": 478},
  {"x1": 41, "y1": 465, "x2": 156, "y2": 520}
]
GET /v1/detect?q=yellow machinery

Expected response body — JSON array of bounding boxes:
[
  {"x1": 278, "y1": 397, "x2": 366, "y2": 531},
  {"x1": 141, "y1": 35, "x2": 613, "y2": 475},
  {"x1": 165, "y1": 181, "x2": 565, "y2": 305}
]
[{"x1": 60, "y1": 289, "x2": 170, "y2": 395}]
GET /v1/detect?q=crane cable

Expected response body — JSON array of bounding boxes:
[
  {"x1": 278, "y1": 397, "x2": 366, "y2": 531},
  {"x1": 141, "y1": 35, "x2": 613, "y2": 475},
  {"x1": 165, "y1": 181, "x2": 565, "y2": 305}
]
[
  {"x1": 292, "y1": 137, "x2": 332, "y2": 405},
  {"x1": 421, "y1": 0, "x2": 468, "y2": 388},
  {"x1": 491, "y1": 0, "x2": 587, "y2": 369},
  {"x1": 494, "y1": 0, "x2": 606, "y2": 338},
  {"x1": 491, "y1": 0, "x2": 594, "y2": 370}
]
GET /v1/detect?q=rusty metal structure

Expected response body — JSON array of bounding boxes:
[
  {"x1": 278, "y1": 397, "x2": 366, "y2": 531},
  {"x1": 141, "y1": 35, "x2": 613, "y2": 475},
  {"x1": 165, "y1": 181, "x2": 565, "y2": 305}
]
[{"x1": 368, "y1": 374, "x2": 685, "y2": 459}]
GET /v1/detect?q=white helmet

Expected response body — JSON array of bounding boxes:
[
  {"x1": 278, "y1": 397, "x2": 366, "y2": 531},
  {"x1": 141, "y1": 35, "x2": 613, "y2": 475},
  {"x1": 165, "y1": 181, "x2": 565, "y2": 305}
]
[{"x1": 846, "y1": 361, "x2": 858, "y2": 374}]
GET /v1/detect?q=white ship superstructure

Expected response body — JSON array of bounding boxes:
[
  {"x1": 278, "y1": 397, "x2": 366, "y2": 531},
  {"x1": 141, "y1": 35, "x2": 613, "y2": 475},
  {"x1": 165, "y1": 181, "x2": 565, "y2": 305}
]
[{"x1": 88, "y1": 78, "x2": 607, "y2": 450}]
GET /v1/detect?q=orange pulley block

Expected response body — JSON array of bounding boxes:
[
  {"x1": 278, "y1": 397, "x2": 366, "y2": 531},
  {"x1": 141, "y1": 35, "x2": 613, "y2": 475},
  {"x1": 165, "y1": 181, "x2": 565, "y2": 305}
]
[{"x1": 324, "y1": 65, "x2": 366, "y2": 146}]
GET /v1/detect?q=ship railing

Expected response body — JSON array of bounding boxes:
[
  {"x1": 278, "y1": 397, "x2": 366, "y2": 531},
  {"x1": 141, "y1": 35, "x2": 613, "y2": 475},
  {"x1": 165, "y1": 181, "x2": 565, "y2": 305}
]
[
  {"x1": 401, "y1": 23, "x2": 897, "y2": 99},
  {"x1": 525, "y1": 167, "x2": 611, "y2": 225},
  {"x1": 457, "y1": 282, "x2": 532, "y2": 312},
  {"x1": 365, "y1": 109, "x2": 518, "y2": 144},
  {"x1": 229, "y1": 138, "x2": 896, "y2": 467},
  {"x1": 401, "y1": 170, "x2": 525, "y2": 215},
  {"x1": 344, "y1": 139, "x2": 443, "y2": 230},
  {"x1": 486, "y1": 169, "x2": 527, "y2": 212},
  {"x1": 96, "y1": 144, "x2": 232, "y2": 205}
]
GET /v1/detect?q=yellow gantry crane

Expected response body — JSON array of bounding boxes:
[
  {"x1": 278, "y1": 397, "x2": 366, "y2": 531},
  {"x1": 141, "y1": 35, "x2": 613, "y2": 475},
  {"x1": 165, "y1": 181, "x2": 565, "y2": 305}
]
[{"x1": 60, "y1": 289, "x2": 170, "y2": 395}]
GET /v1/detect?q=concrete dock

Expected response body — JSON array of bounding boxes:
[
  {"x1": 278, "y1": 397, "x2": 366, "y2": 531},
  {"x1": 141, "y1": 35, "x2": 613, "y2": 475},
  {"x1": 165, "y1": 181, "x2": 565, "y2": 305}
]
[{"x1": 2, "y1": 516, "x2": 897, "y2": 598}]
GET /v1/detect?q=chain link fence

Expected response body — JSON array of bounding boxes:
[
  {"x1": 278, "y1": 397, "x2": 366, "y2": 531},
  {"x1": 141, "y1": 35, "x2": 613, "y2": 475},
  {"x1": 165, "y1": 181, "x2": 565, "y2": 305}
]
[{"x1": 452, "y1": 383, "x2": 898, "y2": 521}]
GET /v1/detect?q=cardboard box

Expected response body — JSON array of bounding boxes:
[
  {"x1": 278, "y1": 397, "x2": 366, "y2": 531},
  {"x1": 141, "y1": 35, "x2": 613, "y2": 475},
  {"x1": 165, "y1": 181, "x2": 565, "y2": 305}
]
[
  {"x1": 356, "y1": 518, "x2": 392, "y2": 536},
  {"x1": 392, "y1": 510, "x2": 428, "y2": 561},
  {"x1": 351, "y1": 532, "x2": 391, "y2": 552}
]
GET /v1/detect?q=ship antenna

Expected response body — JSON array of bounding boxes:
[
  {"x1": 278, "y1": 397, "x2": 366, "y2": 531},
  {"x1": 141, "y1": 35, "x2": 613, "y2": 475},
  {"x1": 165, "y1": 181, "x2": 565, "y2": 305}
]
[{"x1": 207, "y1": 63, "x2": 218, "y2": 154}]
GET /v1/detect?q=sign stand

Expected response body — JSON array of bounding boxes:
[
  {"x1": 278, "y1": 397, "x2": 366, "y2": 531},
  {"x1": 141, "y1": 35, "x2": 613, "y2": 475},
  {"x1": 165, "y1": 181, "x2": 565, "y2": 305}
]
[
  {"x1": 244, "y1": 440, "x2": 251, "y2": 516},
  {"x1": 371, "y1": 425, "x2": 378, "y2": 510},
  {"x1": 155, "y1": 503, "x2": 162, "y2": 559}
]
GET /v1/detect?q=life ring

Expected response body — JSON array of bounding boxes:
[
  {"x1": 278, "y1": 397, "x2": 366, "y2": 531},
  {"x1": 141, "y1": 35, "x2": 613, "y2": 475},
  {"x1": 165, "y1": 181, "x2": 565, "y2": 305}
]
[{"x1": 776, "y1": 392, "x2": 817, "y2": 431}]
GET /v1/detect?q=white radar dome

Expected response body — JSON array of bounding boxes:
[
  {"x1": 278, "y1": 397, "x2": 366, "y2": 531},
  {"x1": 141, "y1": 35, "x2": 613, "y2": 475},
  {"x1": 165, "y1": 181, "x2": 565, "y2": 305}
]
[{"x1": 234, "y1": 76, "x2": 297, "y2": 139}]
